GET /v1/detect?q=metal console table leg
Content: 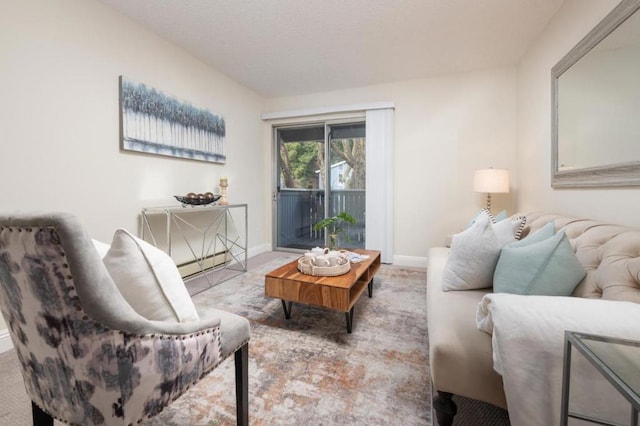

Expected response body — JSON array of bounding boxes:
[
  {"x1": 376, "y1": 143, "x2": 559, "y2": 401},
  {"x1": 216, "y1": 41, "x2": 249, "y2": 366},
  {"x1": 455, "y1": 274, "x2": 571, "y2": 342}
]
[{"x1": 141, "y1": 204, "x2": 248, "y2": 294}]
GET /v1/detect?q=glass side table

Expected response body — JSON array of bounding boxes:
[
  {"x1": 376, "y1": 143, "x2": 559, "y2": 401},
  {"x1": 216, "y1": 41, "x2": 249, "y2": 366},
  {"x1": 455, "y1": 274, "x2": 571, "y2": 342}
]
[{"x1": 561, "y1": 331, "x2": 640, "y2": 426}]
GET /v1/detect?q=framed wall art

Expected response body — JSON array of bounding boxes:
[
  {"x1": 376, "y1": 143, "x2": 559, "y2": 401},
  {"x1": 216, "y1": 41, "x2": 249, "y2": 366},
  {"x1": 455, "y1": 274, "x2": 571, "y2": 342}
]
[{"x1": 119, "y1": 76, "x2": 226, "y2": 163}]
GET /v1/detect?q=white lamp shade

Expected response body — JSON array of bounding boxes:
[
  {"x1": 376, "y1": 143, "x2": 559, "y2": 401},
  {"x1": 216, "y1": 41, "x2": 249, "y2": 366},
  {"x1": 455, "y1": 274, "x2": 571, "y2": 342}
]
[{"x1": 473, "y1": 169, "x2": 510, "y2": 193}]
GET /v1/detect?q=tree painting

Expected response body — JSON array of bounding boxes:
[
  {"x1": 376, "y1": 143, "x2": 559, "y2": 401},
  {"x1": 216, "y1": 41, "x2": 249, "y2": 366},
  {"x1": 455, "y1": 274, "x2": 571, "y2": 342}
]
[{"x1": 120, "y1": 76, "x2": 226, "y2": 163}]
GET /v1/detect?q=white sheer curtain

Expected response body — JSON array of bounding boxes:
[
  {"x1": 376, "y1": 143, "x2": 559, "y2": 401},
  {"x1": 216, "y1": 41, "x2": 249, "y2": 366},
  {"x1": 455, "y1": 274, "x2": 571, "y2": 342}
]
[{"x1": 365, "y1": 108, "x2": 394, "y2": 263}]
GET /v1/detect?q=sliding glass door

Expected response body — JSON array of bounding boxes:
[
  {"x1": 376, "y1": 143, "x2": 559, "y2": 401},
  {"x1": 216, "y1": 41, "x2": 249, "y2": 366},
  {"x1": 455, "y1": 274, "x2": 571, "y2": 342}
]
[
  {"x1": 274, "y1": 125, "x2": 325, "y2": 250},
  {"x1": 274, "y1": 121, "x2": 366, "y2": 251},
  {"x1": 327, "y1": 123, "x2": 366, "y2": 248}
]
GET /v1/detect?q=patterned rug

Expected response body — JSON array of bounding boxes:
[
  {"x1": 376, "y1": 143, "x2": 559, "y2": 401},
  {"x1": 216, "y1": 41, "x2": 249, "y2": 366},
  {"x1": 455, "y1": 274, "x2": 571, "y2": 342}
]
[{"x1": 148, "y1": 256, "x2": 431, "y2": 425}]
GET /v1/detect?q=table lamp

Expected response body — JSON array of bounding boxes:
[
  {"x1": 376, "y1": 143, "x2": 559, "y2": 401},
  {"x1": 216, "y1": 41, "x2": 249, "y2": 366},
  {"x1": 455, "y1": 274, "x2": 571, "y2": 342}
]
[{"x1": 473, "y1": 168, "x2": 509, "y2": 213}]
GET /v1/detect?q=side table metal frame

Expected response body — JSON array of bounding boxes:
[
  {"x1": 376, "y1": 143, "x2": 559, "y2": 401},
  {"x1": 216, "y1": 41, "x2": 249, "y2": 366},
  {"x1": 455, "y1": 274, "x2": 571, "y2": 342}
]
[
  {"x1": 141, "y1": 204, "x2": 248, "y2": 293},
  {"x1": 561, "y1": 331, "x2": 640, "y2": 426}
]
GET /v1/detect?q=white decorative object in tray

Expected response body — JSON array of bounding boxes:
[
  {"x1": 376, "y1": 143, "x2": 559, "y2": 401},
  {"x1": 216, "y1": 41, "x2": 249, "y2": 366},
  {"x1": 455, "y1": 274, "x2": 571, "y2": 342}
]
[{"x1": 297, "y1": 248, "x2": 351, "y2": 276}]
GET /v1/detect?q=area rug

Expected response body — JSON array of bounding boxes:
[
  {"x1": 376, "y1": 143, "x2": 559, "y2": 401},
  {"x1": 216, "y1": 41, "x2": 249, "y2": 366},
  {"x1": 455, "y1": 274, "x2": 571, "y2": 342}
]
[
  {"x1": 0, "y1": 254, "x2": 512, "y2": 425},
  {"x1": 149, "y1": 256, "x2": 431, "y2": 425}
]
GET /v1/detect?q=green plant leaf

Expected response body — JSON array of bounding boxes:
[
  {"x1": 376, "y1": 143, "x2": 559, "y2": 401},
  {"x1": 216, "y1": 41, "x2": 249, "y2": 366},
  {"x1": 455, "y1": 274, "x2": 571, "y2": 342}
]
[{"x1": 312, "y1": 212, "x2": 356, "y2": 243}]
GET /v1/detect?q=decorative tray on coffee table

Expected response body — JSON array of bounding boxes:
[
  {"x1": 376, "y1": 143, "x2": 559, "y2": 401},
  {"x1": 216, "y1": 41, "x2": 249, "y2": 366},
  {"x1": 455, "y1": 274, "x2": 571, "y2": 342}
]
[{"x1": 297, "y1": 257, "x2": 351, "y2": 277}]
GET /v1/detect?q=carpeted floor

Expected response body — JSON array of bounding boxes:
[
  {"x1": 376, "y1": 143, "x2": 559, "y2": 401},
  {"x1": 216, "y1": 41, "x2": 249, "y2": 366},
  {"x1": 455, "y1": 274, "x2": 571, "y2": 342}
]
[{"x1": 0, "y1": 252, "x2": 509, "y2": 425}]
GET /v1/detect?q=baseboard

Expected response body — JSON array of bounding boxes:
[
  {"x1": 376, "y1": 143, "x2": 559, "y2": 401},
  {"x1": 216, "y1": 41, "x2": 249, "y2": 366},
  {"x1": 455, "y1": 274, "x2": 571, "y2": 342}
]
[
  {"x1": 0, "y1": 329, "x2": 13, "y2": 353},
  {"x1": 393, "y1": 254, "x2": 428, "y2": 268},
  {"x1": 178, "y1": 252, "x2": 228, "y2": 278},
  {"x1": 248, "y1": 243, "x2": 272, "y2": 259}
]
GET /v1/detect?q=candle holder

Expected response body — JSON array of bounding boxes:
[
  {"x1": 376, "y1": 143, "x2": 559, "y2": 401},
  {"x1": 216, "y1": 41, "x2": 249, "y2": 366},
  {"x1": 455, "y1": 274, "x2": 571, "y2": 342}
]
[{"x1": 219, "y1": 180, "x2": 229, "y2": 205}]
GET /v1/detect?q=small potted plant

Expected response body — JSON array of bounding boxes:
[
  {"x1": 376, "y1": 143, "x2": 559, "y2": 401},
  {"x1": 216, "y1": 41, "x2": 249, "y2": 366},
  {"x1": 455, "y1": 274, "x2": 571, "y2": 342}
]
[{"x1": 313, "y1": 212, "x2": 356, "y2": 250}]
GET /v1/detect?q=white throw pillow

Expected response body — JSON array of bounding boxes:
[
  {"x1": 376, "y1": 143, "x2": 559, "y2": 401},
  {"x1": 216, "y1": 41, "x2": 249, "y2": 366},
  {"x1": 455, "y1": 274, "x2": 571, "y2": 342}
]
[
  {"x1": 442, "y1": 212, "x2": 501, "y2": 291},
  {"x1": 442, "y1": 211, "x2": 525, "y2": 291},
  {"x1": 493, "y1": 215, "x2": 527, "y2": 244},
  {"x1": 91, "y1": 239, "x2": 111, "y2": 259},
  {"x1": 102, "y1": 229, "x2": 199, "y2": 323}
]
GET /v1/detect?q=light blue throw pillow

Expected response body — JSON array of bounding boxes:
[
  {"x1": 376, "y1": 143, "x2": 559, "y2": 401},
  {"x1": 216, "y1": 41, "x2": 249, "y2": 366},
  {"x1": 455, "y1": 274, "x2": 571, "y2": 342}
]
[
  {"x1": 493, "y1": 210, "x2": 507, "y2": 222},
  {"x1": 493, "y1": 230, "x2": 586, "y2": 296},
  {"x1": 466, "y1": 209, "x2": 507, "y2": 229},
  {"x1": 465, "y1": 209, "x2": 484, "y2": 229}
]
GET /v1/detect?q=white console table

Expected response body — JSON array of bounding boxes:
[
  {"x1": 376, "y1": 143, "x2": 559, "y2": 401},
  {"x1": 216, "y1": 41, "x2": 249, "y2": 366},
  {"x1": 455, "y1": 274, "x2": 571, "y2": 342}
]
[{"x1": 141, "y1": 204, "x2": 248, "y2": 292}]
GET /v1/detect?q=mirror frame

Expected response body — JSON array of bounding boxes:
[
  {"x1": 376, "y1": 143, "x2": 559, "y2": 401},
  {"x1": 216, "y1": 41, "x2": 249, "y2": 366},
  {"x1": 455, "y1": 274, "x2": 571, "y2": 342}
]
[{"x1": 552, "y1": 0, "x2": 640, "y2": 188}]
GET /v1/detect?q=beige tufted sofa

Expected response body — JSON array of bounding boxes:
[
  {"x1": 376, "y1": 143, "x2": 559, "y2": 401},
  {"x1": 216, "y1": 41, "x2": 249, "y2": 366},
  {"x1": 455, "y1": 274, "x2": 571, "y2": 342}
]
[{"x1": 426, "y1": 212, "x2": 640, "y2": 425}]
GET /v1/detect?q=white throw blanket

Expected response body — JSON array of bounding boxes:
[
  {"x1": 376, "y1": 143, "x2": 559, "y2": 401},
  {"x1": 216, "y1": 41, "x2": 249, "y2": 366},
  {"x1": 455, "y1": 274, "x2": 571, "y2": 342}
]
[{"x1": 476, "y1": 293, "x2": 640, "y2": 426}]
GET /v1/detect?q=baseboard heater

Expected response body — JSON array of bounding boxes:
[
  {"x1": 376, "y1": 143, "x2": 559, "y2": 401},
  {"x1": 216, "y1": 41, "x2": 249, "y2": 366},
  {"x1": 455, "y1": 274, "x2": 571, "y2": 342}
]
[{"x1": 177, "y1": 251, "x2": 229, "y2": 279}]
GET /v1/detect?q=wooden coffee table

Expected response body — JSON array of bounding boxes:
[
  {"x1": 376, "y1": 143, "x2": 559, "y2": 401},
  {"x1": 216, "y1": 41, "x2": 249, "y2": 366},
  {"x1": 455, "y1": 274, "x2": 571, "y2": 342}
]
[{"x1": 264, "y1": 249, "x2": 381, "y2": 333}]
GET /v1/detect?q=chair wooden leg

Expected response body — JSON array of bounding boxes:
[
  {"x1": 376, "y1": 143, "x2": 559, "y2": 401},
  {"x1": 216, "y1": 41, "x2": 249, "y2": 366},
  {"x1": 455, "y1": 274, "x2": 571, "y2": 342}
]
[
  {"x1": 32, "y1": 401, "x2": 53, "y2": 426},
  {"x1": 433, "y1": 391, "x2": 457, "y2": 426},
  {"x1": 234, "y1": 342, "x2": 249, "y2": 426}
]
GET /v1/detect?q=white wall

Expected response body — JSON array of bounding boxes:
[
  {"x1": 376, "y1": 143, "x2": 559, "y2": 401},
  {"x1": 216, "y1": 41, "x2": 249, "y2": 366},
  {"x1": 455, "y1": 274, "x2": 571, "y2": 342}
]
[
  {"x1": 0, "y1": 0, "x2": 268, "y2": 335},
  {"x1": 264, "y1": 68, "x2": 518, "y2": 266},
  {"x1": 517, "y1": 0, "x2": 640, "y2": 225}
]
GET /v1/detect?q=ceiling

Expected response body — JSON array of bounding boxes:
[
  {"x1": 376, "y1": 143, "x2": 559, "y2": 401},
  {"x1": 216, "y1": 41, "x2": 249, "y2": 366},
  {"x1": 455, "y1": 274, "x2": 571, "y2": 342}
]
[{"x1": 98, "y1": 0, "x2": 565, "y2": 98}]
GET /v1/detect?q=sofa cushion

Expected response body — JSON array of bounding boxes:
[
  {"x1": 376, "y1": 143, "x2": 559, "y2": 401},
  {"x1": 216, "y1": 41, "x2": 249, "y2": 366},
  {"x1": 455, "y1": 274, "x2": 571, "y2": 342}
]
[
  {"x1": 494, "y1": 230, "x2": 587, "y2": 296},
  {"x1": 103, "y1": 229, "x2": 200, "y2": 323},
  {"x1": 427, "y1": 247, "x2": 507, "y2": 409},
  {"x1": 442, "y1": 211, "x2": 526, "y2": 291}
]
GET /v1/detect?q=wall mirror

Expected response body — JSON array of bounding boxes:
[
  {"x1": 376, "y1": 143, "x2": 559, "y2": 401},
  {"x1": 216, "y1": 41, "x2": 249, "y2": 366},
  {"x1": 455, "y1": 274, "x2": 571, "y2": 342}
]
[{"x1": 552, "y1": 0, "x2": 640, "y2": 187}]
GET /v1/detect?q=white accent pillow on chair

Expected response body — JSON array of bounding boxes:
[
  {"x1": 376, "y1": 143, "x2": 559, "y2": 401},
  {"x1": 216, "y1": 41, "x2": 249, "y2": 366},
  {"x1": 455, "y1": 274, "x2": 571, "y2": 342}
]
[
  {"x1": 103, "y1": 229, "x2": 200, "y2": 323},
  {"x1": 91, "y1": 239, "x2": 111, "y2": 259}
]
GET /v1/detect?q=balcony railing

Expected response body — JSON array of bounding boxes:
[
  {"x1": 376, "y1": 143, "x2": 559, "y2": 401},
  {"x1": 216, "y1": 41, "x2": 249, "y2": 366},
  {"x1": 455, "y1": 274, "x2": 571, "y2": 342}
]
[{"x1": 277, "y1": 189, "x2": 365, "y2": 249}]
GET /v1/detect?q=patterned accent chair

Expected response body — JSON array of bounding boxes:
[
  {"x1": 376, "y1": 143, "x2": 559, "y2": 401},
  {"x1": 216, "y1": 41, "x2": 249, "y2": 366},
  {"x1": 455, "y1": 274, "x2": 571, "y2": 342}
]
[{"x1": 0, "y1": 213, "x2": 250, "y2": 425}]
